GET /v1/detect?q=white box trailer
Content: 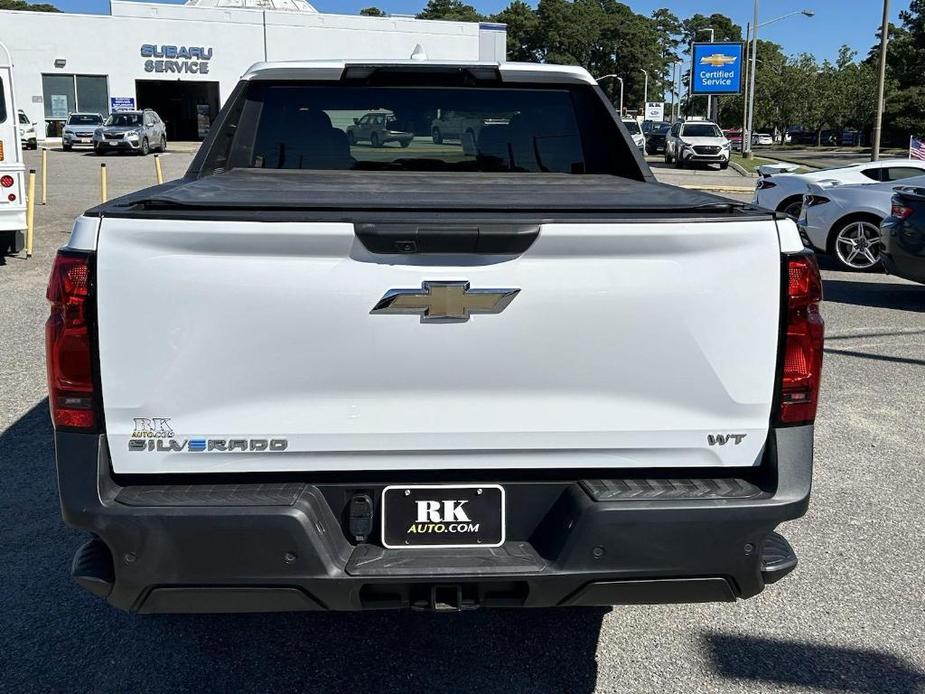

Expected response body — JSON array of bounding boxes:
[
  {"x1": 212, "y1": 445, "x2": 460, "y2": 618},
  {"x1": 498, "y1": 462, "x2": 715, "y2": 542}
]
[{"x1": 0, "y1": 40, "x2": 26, "y2": 255}]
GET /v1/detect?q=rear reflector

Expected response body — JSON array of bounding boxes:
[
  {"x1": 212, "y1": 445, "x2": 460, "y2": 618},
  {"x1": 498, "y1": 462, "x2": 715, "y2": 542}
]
[
  {"x1": 778, "y1": 254, "x2": 824, "y2": 425},
  {"x1": 46, "y1": 250, "x2": 97, "y2": 430}
]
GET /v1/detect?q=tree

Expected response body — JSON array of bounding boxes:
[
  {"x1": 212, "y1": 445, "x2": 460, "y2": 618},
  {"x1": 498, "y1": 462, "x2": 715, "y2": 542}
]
[
  {"x1": 416, "y1": 0, "x2": 483, "y2": 22},
  {"x1": 359, "y1": 7, "x2": 386, "y2": 16},
  {"x1": 0, "y1": 0, "x2": 59, "y2": 10},
  {"x1": 491, "y1": 0, "x2": 540, "y2": 62}
]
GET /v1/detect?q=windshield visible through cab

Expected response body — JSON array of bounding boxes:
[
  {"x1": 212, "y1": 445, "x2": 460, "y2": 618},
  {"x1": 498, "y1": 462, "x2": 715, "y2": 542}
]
[
  {"x1": 201, "y1": 81, "x2": 634, "y2": 177},
  {"x1": 107, "y1": 113, "x2": 142, "y2": 127},
  {"x1": 68, "y1": 114, "x2": 103, "y2": 126},
  {"x1": 682, "y1": 123, "x2": 722, "y2": 138}
]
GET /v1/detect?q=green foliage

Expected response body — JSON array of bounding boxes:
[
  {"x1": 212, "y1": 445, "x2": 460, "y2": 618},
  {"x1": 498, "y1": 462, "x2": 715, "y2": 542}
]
[
  {"x1": 0, "y1": 0, "x2": 59, "y2": 10},
  {"x1": 359, "y1": 6, "x2": 386, "y2": 16},
  {"x1": 416, "y1": 0, "x2": 484, "y2": 22}
]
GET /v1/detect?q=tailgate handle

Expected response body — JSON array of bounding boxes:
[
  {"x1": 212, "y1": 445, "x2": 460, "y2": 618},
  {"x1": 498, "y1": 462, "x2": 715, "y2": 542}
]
[{"x1": 354, "y1": 223, "x2": 539, "y2": 255}]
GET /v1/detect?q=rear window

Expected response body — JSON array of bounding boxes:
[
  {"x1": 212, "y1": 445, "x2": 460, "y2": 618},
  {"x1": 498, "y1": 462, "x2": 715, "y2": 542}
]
[
  {"x1": 0, "y1": 77, "x2": 6, "y2": 124},
  {"x1": 199, "y1": 81, "x2": 639, "y2": 178},
  {"x1": 622, "y1": 120, "x2": 641, "y2": 135},
  {"x1": 68, "y1": 114, "x2": 103, "y2": 126}
]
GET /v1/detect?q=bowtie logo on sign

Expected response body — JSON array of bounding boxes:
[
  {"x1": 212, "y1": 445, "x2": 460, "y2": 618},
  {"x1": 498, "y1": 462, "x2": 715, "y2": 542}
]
[
  {"x1": 700, "y1": 53, "x2": 738, "y2": 67},
  {"x1": 141, "y1": 44, "x2": 213, "y2": 74}
]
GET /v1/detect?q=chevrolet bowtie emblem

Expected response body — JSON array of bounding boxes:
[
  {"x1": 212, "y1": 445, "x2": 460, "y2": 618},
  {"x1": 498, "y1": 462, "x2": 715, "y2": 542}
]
[
  {"x1": 700, "y1": 53, "x2": 737, "y2": 67},
  {"x1": 371, "y1": 281, "x2": 520, "y2": 323}
]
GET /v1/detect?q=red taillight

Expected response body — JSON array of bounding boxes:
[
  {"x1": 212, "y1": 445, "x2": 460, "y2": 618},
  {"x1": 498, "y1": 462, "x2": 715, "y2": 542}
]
[
  {"x1": 0, "y1": 175, "x2": 13, "y2": 188},
  {"x1": 46, "y1": 251, "x2": 97, "y2": 430},
  {"x1": 890, "y1": 202, "x2": 913, "y2": 221},
  {"x1": 778, "y1": 254, "x2": 824, "y2": 425}
]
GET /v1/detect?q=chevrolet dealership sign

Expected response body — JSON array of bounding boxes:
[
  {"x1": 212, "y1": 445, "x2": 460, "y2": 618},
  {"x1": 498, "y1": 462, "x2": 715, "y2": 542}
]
[{"x1": 691, "y1": 42, "x2": 744, "y2": 95}]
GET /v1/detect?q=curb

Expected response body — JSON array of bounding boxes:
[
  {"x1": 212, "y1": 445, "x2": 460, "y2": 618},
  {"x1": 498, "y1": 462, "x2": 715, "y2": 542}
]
[
  {"x1": 729, "y1": 161, "x2": 755, "y2": 178},
  {"x1": 680, "y1": 184, "x2": 755, "y2": 193}
]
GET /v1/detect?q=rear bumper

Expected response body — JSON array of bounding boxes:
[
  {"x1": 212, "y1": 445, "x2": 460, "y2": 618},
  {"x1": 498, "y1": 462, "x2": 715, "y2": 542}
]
[
  {"x1": 56, "y1": 426, "x2": 813, "y2": 613},
  {"x1": 882, "y1": 225, "x2": 925, "y2": 284}
]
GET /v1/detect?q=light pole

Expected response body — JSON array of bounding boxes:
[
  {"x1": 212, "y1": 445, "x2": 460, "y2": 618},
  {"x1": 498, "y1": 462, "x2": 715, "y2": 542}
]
[
  {"x1": 596, "y1": 74, "x2": 624, "y2": 116},
  {"x1": 871, "y1": 0, "x2": 890, "y2": 161},
  {"x1": 744, "y1": 7, "x2": 814, "y2": 157},
  {"x1": 695, "y1": 28, "x2": 715, "y2": 119},
  {"x1": 640, "y1": 68, "x2": 649, "y2": 113},
  {"x1": 670, "y1": 60, "x2": 682, "y2": 122}
]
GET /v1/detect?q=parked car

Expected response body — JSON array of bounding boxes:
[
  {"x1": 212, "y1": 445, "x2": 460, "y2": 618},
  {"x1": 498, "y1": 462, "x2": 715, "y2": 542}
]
[
  {"x1": 645, "y1": 122, "x2": 671, "y2": 154},
  {"x1": 665, "y1": 119, "x2": 731, "y2": 169},
  {"x1": 49, "y1": 59, "x2": 818, "y2": 615},
  {"x1": 798, "y1": 172, "x2": 925, "y2": 270},
  {"x1": 752, "y1": 133, "x2": 773, "y2": 146},
  {"x1": 430, "y1": 110, "x2": 509, "y2": 145},
  {"x1": 622, "y1": 118, "x2": 645, "y2": 153},
  {"x1": 62, "y1": 112, "x2": 104, "y2": 151},
  {"x1": 723, "y1": 128, "x2": 742, "y2": 147},
  {"x1": 18, "y1": 109, "x2": 37, "y2": 150},
  {"x1": 754, "y1": 159, "x2": 925, "y2": 219},
  {"x1": 881, "y1": 185, "x2": 925, "y2": 284},
  {"x1": 346, "y1": 110, "x2": 413, "y2": 148},
  {"x1": 92, "y1": 109, "x2": 166, "y2": 155}
]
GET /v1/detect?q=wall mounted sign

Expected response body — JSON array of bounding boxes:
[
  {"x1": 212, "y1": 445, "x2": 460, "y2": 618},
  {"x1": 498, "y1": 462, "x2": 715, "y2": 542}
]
[{"x1": 141, "y1": 44, "x2": 213, "y2": 75}]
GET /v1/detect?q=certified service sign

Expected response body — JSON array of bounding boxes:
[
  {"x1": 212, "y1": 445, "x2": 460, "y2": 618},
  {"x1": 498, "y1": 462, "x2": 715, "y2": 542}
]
[{"x1": 691, "y1": 42, "x2": 744, "y2": 95}]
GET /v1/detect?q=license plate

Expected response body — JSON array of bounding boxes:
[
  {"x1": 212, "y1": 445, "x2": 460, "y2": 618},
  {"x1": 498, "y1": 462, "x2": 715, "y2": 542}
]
[
  {"x1": 77, "y1": 138, "x2": 90, "y2": 143},
  {"x1": 381, "y1": 484, "x2": 505, "y2": 549}
]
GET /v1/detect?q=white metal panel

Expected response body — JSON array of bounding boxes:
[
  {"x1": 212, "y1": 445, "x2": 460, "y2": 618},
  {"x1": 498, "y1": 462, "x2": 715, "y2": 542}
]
[
  {"x1": 67, "y1": 216, "x2": 99, "y2": 251},
  {"x1": 97, "y1": 217, "x2": 781, "y2": 474}
]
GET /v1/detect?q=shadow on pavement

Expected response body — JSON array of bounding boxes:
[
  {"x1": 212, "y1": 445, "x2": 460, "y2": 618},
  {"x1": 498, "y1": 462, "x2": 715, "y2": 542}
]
[
  {"x1": 705, "y1": 632, "x2": 925, "y2": 694},
  {"x1": 823, "y1": 278, "x2": 924, "y2": 312},
  {"x1": 0, "y1": 400, "x2": 606, "y2": 693}
]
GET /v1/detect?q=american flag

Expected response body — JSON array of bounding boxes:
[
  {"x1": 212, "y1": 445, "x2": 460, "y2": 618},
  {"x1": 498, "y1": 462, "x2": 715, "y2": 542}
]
[{"x1": 910, "y1": 136, "x2": 925, "y2": 161}]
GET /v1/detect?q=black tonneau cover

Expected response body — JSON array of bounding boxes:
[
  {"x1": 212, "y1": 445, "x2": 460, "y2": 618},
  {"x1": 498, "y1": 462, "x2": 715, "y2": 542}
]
[{"x1": 88, "y1": 170, "x2": 768, "y2": 220}]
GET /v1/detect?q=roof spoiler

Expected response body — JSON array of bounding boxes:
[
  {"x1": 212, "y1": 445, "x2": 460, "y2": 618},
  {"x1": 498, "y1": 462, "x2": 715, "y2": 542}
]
[{"x1": 757, "y1": 162, "x2": 800, "y2": 177}]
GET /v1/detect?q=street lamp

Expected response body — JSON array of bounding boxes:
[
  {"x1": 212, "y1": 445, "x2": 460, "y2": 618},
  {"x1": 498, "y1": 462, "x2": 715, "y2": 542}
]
[
  {"x1": 639, "y1": 68, "x2": 649, "y2": 112},
  {"x1": 596, "y1": 74, "x2": 624, "y2": 116},
  {"x1": 744, "y1": 6, "x2": 814, "y2": 157}
]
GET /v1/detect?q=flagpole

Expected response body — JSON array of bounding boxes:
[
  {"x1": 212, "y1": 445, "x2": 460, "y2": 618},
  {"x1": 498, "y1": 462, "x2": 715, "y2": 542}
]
[{"x1": 910, "y1": 135, "x2": 913, "y2": 159}]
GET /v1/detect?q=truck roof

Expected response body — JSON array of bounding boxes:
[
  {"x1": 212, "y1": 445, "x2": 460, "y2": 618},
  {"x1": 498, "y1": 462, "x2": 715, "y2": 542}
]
[{"x1": 241, "y1": 60, "x2": 597, "y2": 86}]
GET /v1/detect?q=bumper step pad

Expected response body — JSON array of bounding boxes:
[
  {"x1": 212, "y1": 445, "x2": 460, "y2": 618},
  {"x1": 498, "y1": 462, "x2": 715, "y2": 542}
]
[
  {"x1": 581, "y1": 477, "x2": 763, "y2": 501},
  {"x1": 347, "y1": 541, "x2": 545, "y2": 577},
  {"x1": 760, "y1": 531, "x2": 798, "y2": 584}
]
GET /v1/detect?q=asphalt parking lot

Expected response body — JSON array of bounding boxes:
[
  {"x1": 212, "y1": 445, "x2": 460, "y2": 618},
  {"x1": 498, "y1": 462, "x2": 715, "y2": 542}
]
[{"x1": 1, "y1": 146, "x2": 923, "y2": 693}]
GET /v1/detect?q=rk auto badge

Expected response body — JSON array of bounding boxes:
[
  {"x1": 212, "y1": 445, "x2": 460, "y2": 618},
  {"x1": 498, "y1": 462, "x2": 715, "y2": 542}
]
[{"x1": 371, "y1": 281, "x2": 520, "y2": 323}]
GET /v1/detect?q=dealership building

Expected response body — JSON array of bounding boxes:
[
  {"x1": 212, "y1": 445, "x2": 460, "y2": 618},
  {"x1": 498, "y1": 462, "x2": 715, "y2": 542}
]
[{"x1": 0, "y1": 0, "x2": 506, "y2": 142}]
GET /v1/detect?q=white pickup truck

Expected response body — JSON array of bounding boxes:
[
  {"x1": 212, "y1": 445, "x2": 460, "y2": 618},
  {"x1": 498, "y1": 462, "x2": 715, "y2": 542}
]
[{"x1": 50, "y1": 60, "x2": 823, "y2": 613}]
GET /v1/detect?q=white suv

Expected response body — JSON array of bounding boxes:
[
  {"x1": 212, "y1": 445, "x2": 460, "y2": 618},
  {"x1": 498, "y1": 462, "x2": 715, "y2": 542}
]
[{"x1": 665, "y1": 119, "x2": 731, "y2": 170}]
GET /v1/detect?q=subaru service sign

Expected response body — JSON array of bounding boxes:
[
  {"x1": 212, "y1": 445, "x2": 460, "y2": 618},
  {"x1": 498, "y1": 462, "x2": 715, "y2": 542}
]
[{"x1": 691, "y1": 42, "x2": 744, "y2": 95}]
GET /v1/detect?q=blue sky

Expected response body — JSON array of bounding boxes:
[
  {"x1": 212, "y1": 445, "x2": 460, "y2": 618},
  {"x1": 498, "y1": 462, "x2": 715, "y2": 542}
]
[{"x1": 38, "y1": 0, "x2": 904, "y2": 62}]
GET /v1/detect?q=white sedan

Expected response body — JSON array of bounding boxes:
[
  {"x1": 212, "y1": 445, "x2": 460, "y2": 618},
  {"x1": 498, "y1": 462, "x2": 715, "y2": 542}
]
[
  {"x1": 754, "y1": 159, "x2": 925, "y2": 219},
  {"x1": 799, "y1": 173, "x2": 925, "y2": 270}
]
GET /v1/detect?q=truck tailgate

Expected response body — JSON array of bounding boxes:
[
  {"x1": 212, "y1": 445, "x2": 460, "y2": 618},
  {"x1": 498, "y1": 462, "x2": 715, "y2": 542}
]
[{"x1": 96, "y1": 216, "x2": 782, "y2": 474}]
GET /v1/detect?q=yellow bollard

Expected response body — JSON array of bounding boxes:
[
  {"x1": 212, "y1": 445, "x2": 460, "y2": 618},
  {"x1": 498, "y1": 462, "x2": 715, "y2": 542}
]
[
  {"x1": 154, "y1": 154, "x2": 164, "y2": 185},
  {"x1": 41, "y1": 147, "x2": 47, "y2": 205},
  {"x1": 26, "y1": 169, "x2": 36, "y2": 258},
  {"x1": 100, "y1": 163, "x2": 108, "y2": 203}
]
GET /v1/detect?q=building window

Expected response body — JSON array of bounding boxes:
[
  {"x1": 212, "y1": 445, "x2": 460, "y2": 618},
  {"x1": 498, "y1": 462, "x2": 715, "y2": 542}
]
[
  {"x1": 42, "y1": 74, "x2": 109, "y2": 120},
  {"x1": 76, "y1": 76, "x2": 109, "y2": 115}
]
